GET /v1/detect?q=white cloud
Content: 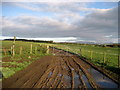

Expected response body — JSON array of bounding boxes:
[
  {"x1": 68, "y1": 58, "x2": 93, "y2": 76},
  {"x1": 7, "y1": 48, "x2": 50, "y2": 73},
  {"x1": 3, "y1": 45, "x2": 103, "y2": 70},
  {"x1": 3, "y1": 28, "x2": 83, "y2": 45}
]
[
  {"x1": 2, "y1": 15, "x2": 77, "y2": 38},
  {"x1": 104, "y1": 35, "x2": 113, "y2": 37},
  {"x1": 2, "y1": 2, "x2": 118, "y2": 43},
  {"x1": 2, "y1": 17, "x2": 30, "y2": 29},
  {"x1": 74, "y1": 7, "x2": 118, "y2": 40},
  {"x1": 7, "y1": 2, "x2": 112, "y2": 13}
]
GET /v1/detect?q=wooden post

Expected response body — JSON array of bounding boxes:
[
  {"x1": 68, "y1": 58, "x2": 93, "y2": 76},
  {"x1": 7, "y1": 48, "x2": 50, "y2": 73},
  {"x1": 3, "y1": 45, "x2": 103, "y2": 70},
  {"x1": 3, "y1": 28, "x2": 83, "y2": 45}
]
[
  {"x1": 35, "y1": 47, "x2": 37, "y2": 54},
  {"x1": 39, "y1": 44, "x2": 41, "y2": 47},
  {"x1": 11, "y1": 46, "x2": 12, "y2": 55},
  {"x1": 30, "y1": 44, "x2": 32, "y2": 54},
  {"x1": 12, "y1": 44, "x2": 15, "y2": 56},
  {"x1": 47, "y1": 45, "x2": 49, "y2": 54},
  {"x1": 3, "y1": 48, "x2": 6, "y2": 56},
  {"x1": 103, "y1": 52, "x2": 106, "y2": 64},
  {"x1": 80, "y1": 48, "x2": 82, "y2": 55},
  {"x1": 90, "y1": 51, "x2": 93, "y2": 60},
  {"x1": 12, "y1": 36, "x2": 16, "y2": 56},
  {"x1": 13, "y1": 36, "x2": 16, "y2": 44},
  {"x1": 118, "y1": 55, "x2": 120, "y2": 68},
  {"x1": 20, "y1": 46, "x2": 22, "y2": 55},
  {"x1": 53, "y1": 45, "x2": 54, "y2": 55}
]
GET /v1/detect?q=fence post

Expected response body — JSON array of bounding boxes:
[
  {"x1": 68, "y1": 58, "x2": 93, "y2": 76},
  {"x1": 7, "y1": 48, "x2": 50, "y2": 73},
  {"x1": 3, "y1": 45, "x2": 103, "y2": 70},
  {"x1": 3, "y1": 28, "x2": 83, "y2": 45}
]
[
  {"x1": 13, "y1": 36, "x2": 16, "y2": 44},
  {"x1": 80, "y1": 48, "x2": 82, "y2": 55},
  {"x1": 53, "y1": 45, "x2": 54, "y2": 55},
  {"x1": 12, "y1": 44, "x2": 15, "y2": 56},
  {"x1": 20, "y1": 46, "x2": 22, "y2": 55},
  {"x1": 3, "y1": 48, "x2": 6, "y2": 56},
  {"x1": 30, "y1": 44, "x2": 32, "y2": 54},
  {"x1": 35, "y1": 46, "x2": 37, "y2": 54},
  {"x1": 39, "y1": 44, "x2": 41, "y2": 47},
  {"x1": 11, "y1": 46, "x2": 12, "y2": 55},
  {"x1": 47, "y1": 45, "x2": 49, "y2": 54},
  {"x1": 12, "y1": 36, "x2": 16, "y2": 56},
  {"x1": 90, "y1": 51, "x2": 93, "y2": 60},
  {"x1": 118, "y1": 55, "x2": 120, "y2": 68},
  {"x1": 103, "y1": 52, "x2": 106, "y2": 64}
]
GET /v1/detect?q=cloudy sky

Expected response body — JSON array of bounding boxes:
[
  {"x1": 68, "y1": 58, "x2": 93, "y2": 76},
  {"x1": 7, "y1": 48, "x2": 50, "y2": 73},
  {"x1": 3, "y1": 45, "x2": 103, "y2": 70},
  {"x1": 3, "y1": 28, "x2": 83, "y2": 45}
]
[{"x1": 1, "y1": 1, "x2": 119, "y2": 43}]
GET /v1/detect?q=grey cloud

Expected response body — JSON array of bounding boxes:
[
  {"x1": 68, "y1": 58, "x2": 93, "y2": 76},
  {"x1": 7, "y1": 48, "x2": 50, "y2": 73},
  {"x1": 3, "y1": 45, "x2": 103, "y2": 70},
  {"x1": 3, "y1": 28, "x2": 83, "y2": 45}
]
[
  {"x1": 2, "y1": 16, "x2": 77, "y2": 38},
  {"x1": 2, "y1": 5, "x2": 118, "y2": 43},
  {"x1": 73, "y1": 7, "x2": 118, "y2": 41},
  {"x1": 4, "y1": 2, "x2": 111, "y2": 14}
]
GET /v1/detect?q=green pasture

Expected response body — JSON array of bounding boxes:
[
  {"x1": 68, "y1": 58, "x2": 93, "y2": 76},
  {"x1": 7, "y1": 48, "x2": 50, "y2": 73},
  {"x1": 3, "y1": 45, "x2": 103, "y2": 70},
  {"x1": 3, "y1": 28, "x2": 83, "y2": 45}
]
[
  {"x1": 1, "y1": 40, "x2": 119, "y2": 78},
  {"x1": 1, "y1": 40, "x2": 49, "y2": 78}
]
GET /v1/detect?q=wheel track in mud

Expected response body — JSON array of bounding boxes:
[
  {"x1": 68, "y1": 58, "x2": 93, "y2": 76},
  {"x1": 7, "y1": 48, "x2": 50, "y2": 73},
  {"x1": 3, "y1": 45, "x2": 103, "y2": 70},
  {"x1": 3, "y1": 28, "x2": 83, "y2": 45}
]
[
  {"x1": 71, "y1": 56, "x2": 100, "y2": 88},
  {"x1": 51, "y1": 47, "x2": 100, "y2": 88},
  {"x1": 3, "y1": 47, "x2": 117, "y2": 89},
  {"x1": 62, "y1": 56, "x2": 87, "y2": 89}
]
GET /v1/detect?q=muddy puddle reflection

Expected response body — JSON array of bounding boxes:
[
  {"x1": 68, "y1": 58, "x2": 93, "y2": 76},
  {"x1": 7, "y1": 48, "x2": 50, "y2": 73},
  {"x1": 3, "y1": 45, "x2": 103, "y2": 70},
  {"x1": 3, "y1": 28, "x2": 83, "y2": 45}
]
[
  {"x1": 88, "y1": 67, "x2": 119, "y2": 88},
  {"x1": 74, "y1": 72, "x2": 81, "y2": 88}
]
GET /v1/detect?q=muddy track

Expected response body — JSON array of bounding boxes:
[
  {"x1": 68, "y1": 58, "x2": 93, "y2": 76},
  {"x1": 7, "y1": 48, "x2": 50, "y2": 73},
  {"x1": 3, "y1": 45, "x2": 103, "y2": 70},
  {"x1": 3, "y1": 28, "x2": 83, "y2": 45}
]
[{"x1": 2, "y1": 47, "x2": 119, "y2": 89}]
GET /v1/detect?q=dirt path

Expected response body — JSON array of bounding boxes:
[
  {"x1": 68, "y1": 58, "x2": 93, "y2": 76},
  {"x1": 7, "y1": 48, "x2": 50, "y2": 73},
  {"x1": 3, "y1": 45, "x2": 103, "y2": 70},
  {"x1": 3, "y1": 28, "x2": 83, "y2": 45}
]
[{"x1": 2, "y1": 47, "x2": 117, "y2": 88}]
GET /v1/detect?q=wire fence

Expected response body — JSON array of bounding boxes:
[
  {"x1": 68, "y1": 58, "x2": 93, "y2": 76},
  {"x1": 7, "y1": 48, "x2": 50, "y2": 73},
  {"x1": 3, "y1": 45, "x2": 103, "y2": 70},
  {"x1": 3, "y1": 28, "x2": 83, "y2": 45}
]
[
  {"x1": 1, "y1": 44, "x2": 49, "y2": 57},
  {"x1": 1, "y1": 44, "x2": 120, "y2": 69},
  {"x1": 54, "y1": 45, "x2": 120, "y2": 69}
]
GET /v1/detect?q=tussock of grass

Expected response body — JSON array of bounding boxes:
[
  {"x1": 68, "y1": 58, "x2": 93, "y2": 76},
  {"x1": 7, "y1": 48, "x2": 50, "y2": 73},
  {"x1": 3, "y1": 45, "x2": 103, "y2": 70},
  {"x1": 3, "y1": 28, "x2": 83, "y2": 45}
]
[
  {"x1": 2, "y1": 60, "x2": 33, "y2": 78},
  {"x1": 2, "y1": 68, "x2": 15, "y2": 78}
]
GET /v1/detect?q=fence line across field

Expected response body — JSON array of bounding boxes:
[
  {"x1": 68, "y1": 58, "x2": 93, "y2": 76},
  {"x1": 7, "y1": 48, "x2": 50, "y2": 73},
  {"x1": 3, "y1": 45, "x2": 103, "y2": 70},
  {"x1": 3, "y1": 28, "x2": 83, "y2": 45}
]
[
  {"x1": 2, "y1": 44, "x2": 50, "y2": 56},
  {"x1": 1, "y1": 44, "x2": 120, "y2": 68},
  {"x1": 1, "y1": 45, "x2": 119, "y2": 56},
  {"x1": 60, "y1": 45, "x2": 119, "y2": 55},
  {"x1": 54, "y1": 45, "x2": 120, "y2": 68}
]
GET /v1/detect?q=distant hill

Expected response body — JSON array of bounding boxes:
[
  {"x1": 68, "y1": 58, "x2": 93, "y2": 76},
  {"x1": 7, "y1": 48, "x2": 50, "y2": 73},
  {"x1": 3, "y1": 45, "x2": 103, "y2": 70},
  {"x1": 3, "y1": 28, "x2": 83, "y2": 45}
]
[
  {"x1": 4, "y1": 39, "x2": 53, "y2": 43},
  {"x1": 3, "y1": 39, "x2": 120, "y2": 47}
]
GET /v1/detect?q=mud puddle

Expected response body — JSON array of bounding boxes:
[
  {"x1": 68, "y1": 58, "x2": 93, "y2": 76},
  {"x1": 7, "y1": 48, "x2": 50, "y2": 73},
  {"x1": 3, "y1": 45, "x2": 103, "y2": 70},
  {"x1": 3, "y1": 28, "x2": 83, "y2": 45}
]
[
  {"x1": 88, "y1": 67, "x2": 119, "y2": 88},
  {"x1": 48, "y1": 72, "x2": 53, "y2": 78},
  {"x1": 64, "y1": 75, "x2": 71, "y2": 88},
  {"x1": 81, "y1": 73, "x2": 92, "y2": 88},
  {"x1": 74, "y1": 72, "x2": 81, "y2": 88}
]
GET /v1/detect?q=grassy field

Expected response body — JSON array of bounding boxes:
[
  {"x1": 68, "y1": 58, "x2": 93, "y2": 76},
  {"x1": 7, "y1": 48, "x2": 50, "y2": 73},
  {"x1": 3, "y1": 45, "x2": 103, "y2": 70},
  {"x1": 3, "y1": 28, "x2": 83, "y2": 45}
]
[
  {"x1": 1, "y1": 40, "x2": 49, "y2": 78},
  {"x1": 1, "y1": 40, "x2": 119, "y2": 78}
]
